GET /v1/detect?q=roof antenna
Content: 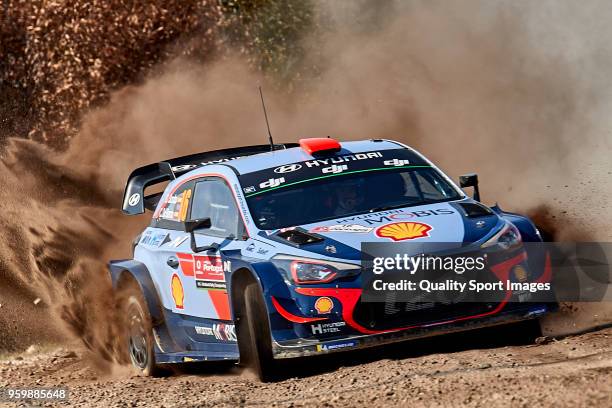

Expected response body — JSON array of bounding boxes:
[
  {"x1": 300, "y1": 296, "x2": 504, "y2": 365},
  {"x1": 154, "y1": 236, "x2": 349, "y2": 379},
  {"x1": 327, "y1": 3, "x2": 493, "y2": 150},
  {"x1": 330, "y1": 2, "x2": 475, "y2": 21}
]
[{"x1": 258, "y1": 86, "x2": 275, "y2": 151}]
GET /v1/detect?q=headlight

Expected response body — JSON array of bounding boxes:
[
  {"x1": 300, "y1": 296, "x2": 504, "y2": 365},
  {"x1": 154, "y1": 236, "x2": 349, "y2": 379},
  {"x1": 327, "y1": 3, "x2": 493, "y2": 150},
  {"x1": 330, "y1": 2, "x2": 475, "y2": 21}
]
[
  {"x1": 481, "y1": 222, "x2": 522, "y2": 250},
  {"x1": 272, "y1": 255, "x2": 360, "y2": 285}
]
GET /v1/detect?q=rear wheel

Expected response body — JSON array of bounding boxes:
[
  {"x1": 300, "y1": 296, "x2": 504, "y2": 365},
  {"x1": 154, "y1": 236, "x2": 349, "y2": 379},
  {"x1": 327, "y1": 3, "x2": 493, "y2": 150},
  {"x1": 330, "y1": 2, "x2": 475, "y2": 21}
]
[
  {"x1": 237, "y1": 281, "x2": 278, "y2": 381},
  {"x1": 120, "y1": 282, "x2": 161, "y2": 376}
]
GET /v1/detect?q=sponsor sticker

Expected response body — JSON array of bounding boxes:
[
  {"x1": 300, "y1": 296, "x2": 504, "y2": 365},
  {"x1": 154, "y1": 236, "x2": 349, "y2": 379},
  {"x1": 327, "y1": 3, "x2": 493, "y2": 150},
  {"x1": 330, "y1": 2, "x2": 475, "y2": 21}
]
[
  {"x1": 314, "y1": 297, "x2": 334, "y2": 314},
  {"x1": 196, "y1": 281, "x2": 227, "y2": 290},
  {"x1": 171, "y1": 274, "x2": 184, "y2": 309},
  {"x1": 245, "y1": 243, "x2": 269, "y2": 255},
  {"x1": 146, "y1": 233, "x2": 168, "y2": 247},
  {"x1": 375, "y1": 222, "x2": 432, "y2": 241},
  {"x1": 304, "y1": 152, "x2": 383, "y2": 168},
  {"x1": 513, "y1": 265, "x2": 529, "y2": 282},
  {"x1": 195, "y1": 323, "x2": 237, "y2": 342},
  {"x1": 259, "y1": 177, "x2": 285, "y2": 189},
  {"x1": 234, "y1": 183, "x2": 251, "y2": 224},
  {"x1": 168, "y1": 235, "x2": 189, "y2": 247},
  {"x1": 274, "y1": 163, "x2": 302, "y2": 173},
  {"x1": 321, "y1": 164, "x2": 348, "y2": 174},
  {"x1": 171, "y1": 156, "x2": 246, "y2": 173},
  {"x1": 194, "y1": 256, "x2": 225, "y2": 282},
  {"x1": 310, "y1": 224, "x2": 373, "y2": 233},
  {"x1": 159, "y1": 189, "x2": 192, "y2": 222},
  {"x1": 526, "y1": 306, "x2": 548, "y2": 317},
  {"x1": 316, "y1": 340, "x2": 357, "y2": 352},
  {"x1": 383, "y1": 158, "x2": 411, "y2": 167},
  {"x1": 141, "y1": 233, "x2": 152, "y2": 245},
  {"x1": 325, "y1": 245, "x2": 337, "y2": 254},
  {"x1": 335, "y1": 208, "x2": 454, "y2": 225},
  {"x1": 193, "y1": 255, "x2": 227, "y2": 290},
  {"x1": 128, "y1": 193, "x2": 141, "y2": 207},
  {"x1": 311, "y1": 321, "x2": 346, "y2": 335}
]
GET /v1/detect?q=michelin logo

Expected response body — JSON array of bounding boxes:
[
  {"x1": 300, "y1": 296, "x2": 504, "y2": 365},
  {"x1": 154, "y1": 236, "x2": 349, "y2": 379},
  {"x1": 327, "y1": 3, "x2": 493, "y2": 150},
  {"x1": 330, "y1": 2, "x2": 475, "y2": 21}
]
[{"x1": 316, "y1": 340, "x2": 357, "y2": 352}]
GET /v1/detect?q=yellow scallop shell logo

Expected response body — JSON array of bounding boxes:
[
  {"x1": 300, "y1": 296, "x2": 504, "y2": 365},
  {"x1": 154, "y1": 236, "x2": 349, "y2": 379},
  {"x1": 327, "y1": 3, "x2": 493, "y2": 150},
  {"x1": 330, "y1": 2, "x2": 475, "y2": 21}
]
[
  {"x1": 171, "y1": 274, "x2": 184, "y2": 309},
  {"x1": 513, "y1": 265, "x2": 528, "y2": 282},
  {"x1": 314, "y1": 297, "x2": 334, "y2": 314},
  {"x1": 375, "y1": 222, "x2": 432, "y2": 241}
]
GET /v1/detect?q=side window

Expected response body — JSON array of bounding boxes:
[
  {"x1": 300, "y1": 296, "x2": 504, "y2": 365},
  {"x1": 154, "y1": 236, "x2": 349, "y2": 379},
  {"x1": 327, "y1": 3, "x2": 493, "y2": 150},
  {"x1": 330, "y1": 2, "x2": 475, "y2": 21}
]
[
  {"x1": 153, "y1": 182, "x2": 193, "y2": 230},
  {"x1": 190, "y1": 178, "x2": 244, "y2": 239},
  {"x1": 403, "y1": 170, "x2": 456, "y2": 200}
]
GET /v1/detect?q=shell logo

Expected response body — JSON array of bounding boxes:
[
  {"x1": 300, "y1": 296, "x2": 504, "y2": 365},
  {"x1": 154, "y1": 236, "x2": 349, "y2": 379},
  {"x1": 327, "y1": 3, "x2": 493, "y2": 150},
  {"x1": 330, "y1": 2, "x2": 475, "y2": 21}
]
[
  {"x1": 314, "y1": 297, "x2": 334, "y2": 314},
  {"x1": 513, "y1": 265, "x2": 529, "y2": 282},
  {"x1": 375, "y1": 222, "x2": 432, "y2": 241},
  {"x1": 171, "y1": 274, "x2": 184, "y2": 309}
]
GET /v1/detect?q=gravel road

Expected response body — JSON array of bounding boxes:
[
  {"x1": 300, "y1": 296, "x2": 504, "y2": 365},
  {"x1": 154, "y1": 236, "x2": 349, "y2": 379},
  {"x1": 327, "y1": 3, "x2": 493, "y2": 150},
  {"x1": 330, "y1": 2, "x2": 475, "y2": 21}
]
[{"x1": 1, "y1": 324, "x2": 610, "y2": 407}]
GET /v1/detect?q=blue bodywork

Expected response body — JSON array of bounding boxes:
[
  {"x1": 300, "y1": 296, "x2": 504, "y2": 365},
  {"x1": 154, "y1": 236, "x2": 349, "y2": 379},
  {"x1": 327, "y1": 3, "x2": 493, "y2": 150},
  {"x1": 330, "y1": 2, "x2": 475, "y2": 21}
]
[{"x1": 109, "y1": 139, "x2": 553, "y2": 364}]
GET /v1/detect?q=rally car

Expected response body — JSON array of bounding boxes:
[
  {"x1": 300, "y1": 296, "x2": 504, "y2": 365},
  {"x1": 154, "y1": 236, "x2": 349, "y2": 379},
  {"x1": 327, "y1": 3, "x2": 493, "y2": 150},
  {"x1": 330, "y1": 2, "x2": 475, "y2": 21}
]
[{"x1": 110, "y1": 138, "x2": 553, "y2": 380}]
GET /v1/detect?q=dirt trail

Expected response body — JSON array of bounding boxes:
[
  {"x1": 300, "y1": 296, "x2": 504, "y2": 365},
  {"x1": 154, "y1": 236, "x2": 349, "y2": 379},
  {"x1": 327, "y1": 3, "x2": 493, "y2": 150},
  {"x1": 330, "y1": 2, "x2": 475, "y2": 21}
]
[
  {"x1": 1, "y1": 325, "x2": 610, "y2": 407},
  {"x1": 1, "y1": 2, "x2": 612, "y2": 406}
]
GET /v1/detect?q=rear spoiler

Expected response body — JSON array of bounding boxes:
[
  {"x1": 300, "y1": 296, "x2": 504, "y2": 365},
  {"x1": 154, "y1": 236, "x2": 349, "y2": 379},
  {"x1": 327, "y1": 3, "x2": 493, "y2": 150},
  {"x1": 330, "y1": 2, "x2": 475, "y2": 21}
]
[{"x1": 122, "y1": 143, "x2": 298, "y2": 215}]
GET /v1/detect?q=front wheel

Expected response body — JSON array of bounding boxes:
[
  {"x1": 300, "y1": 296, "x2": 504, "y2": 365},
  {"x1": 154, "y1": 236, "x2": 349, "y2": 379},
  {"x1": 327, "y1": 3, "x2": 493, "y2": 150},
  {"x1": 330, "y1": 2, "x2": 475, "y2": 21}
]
[{"x1": 237, "y1": 281, "x2": 278, "y2": 381}]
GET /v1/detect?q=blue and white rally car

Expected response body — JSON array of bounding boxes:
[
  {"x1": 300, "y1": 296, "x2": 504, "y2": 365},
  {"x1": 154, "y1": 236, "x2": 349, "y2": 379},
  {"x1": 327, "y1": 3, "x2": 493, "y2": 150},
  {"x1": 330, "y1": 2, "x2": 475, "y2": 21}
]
[{"x1": 110, "y1": 138, "x2": 552, "y2": 380}]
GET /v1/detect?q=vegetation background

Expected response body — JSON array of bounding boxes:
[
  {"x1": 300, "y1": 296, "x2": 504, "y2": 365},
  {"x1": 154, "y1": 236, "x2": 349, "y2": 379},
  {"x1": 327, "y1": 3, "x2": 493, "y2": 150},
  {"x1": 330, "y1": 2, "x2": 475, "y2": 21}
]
[{"x1": 0, "y1": 0, "x2": 318, "y2": 149}]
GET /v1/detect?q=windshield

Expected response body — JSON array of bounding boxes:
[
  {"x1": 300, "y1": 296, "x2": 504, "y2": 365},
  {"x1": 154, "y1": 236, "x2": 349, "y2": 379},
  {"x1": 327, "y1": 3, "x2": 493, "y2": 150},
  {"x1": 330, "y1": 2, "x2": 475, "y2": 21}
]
[{"x1": 242, "y1": 166, "x2": 462, "y2": 230}]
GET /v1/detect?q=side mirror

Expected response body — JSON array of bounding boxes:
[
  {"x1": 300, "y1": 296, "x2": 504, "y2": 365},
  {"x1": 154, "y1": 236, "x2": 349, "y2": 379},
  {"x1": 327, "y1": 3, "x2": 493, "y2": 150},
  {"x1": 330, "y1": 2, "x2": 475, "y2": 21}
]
[
  {"x1": 459, "y1": 173, "x2": 480, "y2": 202},
  {"x1": 184, "y1": 218, "x2": 219, "y2": 253},
  {"x1": 184, "y1": 218, "x2": 211, "y2": 233}
]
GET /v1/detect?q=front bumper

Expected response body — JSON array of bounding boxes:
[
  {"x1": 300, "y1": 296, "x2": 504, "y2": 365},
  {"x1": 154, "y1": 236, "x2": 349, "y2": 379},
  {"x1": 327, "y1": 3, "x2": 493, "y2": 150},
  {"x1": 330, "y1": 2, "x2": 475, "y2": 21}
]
[{"x1": 272, "y1": 303, "x2": 552, "y2": 359}]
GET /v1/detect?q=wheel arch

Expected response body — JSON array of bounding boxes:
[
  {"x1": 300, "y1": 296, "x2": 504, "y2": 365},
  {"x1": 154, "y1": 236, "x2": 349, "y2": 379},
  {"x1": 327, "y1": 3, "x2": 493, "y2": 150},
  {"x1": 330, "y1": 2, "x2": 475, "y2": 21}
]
[
  {"x1": 230, "y1": 267, "x2": 262, "y2": 321},
  {"x1": 108, "y1": 259, "x2": 164, "y2": 325},
  {"x1": 492, "y1": 205, "x2": 543, "y2": 242}
]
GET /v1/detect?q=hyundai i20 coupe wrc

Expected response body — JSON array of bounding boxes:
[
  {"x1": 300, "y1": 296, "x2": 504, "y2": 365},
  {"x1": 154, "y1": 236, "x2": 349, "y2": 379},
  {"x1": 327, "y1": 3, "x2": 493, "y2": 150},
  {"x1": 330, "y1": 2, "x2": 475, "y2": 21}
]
[{"x1": 110, "y1": 138, "x2": 553, "y2": 380}]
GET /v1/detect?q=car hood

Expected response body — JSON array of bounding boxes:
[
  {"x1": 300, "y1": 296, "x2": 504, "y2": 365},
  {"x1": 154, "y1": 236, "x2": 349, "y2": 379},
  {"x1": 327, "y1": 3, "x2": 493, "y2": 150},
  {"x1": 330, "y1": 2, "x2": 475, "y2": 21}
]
[{"x1": 261, "y1": 200, "x2": 502, "y2": 261}]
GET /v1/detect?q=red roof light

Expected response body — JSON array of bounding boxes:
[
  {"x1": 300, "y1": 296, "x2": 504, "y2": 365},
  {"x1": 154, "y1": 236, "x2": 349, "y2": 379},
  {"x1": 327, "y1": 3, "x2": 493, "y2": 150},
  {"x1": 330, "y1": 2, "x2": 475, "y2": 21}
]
[{"x1": 299, "y1": 138, "x2": 341, "y2": 155}]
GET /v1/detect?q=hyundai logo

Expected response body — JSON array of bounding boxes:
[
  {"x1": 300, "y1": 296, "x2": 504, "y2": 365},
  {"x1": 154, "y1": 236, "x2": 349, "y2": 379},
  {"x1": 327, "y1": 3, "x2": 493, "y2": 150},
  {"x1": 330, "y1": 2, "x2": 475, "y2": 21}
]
[{"x1": 274, "y1": 163, "x2": 302, "y2": 173}]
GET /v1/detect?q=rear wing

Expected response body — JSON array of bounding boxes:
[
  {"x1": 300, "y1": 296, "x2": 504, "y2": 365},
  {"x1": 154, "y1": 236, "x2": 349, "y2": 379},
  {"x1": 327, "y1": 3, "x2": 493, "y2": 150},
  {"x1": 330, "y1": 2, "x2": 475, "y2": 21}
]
[{"x1": 122, "y1": 143, "x2": 298, "y2": 215}]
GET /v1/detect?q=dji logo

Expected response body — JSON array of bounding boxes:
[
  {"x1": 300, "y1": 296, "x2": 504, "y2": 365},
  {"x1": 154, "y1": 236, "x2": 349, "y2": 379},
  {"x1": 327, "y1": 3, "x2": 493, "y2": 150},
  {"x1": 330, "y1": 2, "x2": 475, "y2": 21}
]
[
  {"x1": 259, "y1": 177, "x2": 285, "y2": 188},
  {"x1": 383, "y1": 159, "x2": 410, "y2": 167},
  {"x1": 322, "y1": 164, "x2": 348, "y2": 174}
]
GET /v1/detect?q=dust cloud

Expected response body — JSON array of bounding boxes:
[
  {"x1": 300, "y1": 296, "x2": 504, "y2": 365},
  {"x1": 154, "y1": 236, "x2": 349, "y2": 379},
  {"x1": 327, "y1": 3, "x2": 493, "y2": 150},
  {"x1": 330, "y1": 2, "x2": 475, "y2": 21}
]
[
  {"x1": 70, "y1": 0, "x2": 612, "y2": 240},
  {"x1": 1, "y1": 0, "x2": 611, "y2": 361}
]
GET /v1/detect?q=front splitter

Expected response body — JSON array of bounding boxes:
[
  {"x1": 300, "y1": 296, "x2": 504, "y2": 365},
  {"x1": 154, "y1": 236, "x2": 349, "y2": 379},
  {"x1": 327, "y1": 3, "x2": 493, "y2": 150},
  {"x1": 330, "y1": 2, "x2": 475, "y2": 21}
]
[{"x1": 272, "y1": 304, "x2": 551, "y2": 359}]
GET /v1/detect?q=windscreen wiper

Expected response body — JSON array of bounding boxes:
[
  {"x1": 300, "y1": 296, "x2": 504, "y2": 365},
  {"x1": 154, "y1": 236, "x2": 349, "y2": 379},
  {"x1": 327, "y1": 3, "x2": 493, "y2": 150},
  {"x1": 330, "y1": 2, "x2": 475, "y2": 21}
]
[{"x1": 367, "y1": 203, "x2": 410, "y2": 213}]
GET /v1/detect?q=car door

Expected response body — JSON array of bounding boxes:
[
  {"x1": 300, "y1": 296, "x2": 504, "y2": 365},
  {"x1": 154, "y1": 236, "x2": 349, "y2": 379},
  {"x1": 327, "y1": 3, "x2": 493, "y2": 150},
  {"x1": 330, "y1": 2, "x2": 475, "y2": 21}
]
[{"x1": 164, "y1": 177, "x2": 245, "y2": 321}]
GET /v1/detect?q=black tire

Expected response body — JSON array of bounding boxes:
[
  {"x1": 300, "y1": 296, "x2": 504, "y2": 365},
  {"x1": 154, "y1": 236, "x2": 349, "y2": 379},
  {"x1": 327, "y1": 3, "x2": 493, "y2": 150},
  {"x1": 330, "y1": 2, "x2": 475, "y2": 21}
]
[
  {"x1": 237, "y1": 281, "x2": 278, "y2": 381},
  {"x1": 501, "y1": 318, "x2": 543, "y2": 344},
  {"x1": 535, "y1": 224, "x2": 554, "y2": 242},
  {"x1": 119, "y1": 281, "x2": 162, "y2": 376},
  {"x1": 523, "y1": 318, "x2": 544, "y2": 342}
]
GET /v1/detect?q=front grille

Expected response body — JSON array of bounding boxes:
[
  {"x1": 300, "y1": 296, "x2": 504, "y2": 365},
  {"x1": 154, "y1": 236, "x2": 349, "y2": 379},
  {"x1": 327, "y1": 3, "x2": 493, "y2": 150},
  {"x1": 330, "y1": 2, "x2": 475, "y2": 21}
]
[{"x1": 353, "y1": 298, "x2": 500, "y2": 331}]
